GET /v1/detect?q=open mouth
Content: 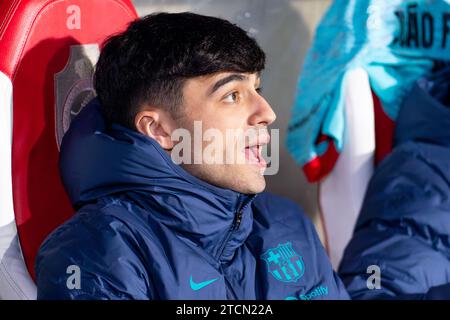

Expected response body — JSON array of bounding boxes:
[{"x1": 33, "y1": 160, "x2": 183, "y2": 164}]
[
  {"x1": 245, "y1": 145, "x2": 266, "y2": 168},
  {"x1": 244, "y1": 137, "x2": 269, "y2": 169}
]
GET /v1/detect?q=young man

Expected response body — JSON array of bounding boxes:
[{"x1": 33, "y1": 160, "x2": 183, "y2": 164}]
[{"x1": 35, "y1": 12, "x2": 349, "y2": 300}]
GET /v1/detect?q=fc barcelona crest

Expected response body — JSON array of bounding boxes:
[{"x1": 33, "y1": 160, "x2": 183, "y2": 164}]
[{"x1": 261, "y1": 242, "x2": 305, "y2": 283}]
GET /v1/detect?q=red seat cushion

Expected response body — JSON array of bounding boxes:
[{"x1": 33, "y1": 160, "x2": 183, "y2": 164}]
[{"x1": 0, "y1": 0, "x2": 137, "y2": 280}]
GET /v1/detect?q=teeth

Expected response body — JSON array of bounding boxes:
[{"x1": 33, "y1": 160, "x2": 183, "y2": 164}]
[
  {"x1": 252, "y1": 146, "x2": 260, "y2": 162},
  {"x1": 245, "y1": 145, "x2": 262, "y2": 164}
]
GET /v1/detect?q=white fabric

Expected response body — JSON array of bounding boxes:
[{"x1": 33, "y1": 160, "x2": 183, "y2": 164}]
[
  {"x1": 0, "y1": 71, "x2": 14, "y2": 228},
  {"x1": 319, "y1": 68, "x2": 376, "y2": 269},
  {"x1": 0, "y1": 71, "x2": 37, "y2": 300},
  {"x1": 0, "y1": 223, "x2": 37, "y2": 300}
]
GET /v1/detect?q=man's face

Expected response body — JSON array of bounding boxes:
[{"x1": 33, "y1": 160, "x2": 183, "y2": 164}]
[{"x1": 173, "y1": 71, "x2": 276, "y2": 194}]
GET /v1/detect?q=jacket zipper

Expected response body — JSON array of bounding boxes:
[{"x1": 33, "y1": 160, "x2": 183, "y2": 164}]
[
  {"x1": 216, "y1": 194, "x2": 257, "y2": 261},
  {"x1": 234, "y1": 210, "x2": 243, "y2": 230}
]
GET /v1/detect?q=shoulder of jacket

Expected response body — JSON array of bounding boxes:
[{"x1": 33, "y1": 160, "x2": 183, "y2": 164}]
[
  {"x1": 252, "y1": 192, "x2": 315, "y2": 235},
  {"x1": 37, "y1": 199, "x2": 143, "y2": 259}
]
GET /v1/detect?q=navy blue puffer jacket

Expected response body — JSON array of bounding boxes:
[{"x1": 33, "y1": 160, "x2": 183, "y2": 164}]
[{"x1": 35, "y1": 99, "x2": 349, "y2": 300}]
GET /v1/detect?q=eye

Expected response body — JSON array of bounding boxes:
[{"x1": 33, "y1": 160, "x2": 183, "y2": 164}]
[{"x1": 223, "y1": 91, "x2": 239, "y2": 103}]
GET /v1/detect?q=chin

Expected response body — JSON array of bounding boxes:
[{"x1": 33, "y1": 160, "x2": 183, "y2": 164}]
[
  {"x1": 234, "y1": 172, "x2": 267, "y2": 194},
  {"x1": 242, "y1": 184, "x2": 265, "y2": 195},
  {"x1": 250, "y1": 181, "x2": 266, "y2": 194},
  {"x1": 185, "y1": 163, "x2": 267, "y2": 194}
]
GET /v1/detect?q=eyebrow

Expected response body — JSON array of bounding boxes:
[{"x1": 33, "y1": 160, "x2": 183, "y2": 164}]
[{"x1": 209, "y1": 74, "x2": 248, "y2": 95}]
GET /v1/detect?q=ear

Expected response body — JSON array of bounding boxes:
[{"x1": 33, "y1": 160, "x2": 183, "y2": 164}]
[{"x1": 135, "y1": 109, "x2": 175, "y2": 150}]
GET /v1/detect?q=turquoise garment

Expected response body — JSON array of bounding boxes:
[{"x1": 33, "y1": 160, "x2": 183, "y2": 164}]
[{"x1": 287, "y1": 0, "x2": 450, "y2": 181}]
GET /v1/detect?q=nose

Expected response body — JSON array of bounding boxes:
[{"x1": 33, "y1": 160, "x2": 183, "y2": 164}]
[{"x1": 248, "y1": 92, "x2": 277, "y2": 127}]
